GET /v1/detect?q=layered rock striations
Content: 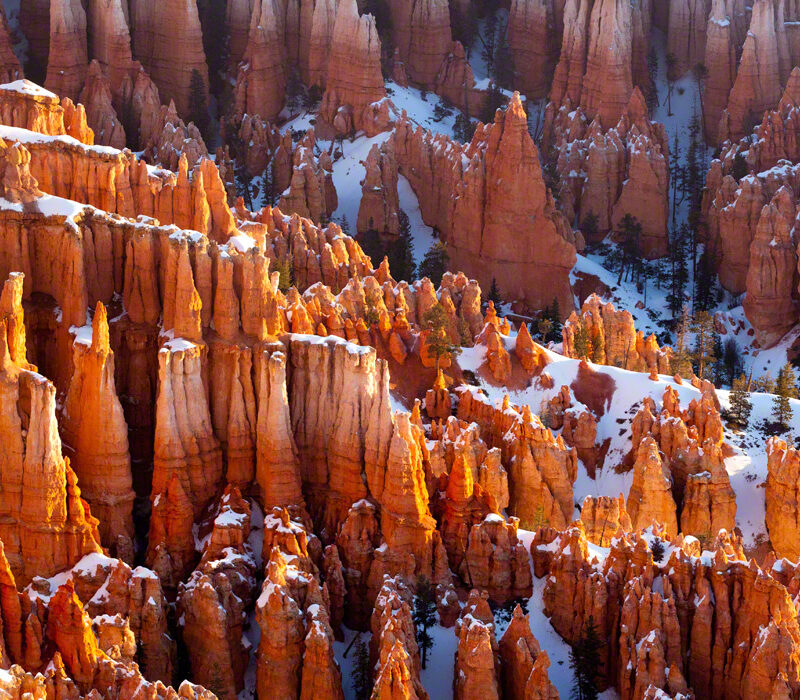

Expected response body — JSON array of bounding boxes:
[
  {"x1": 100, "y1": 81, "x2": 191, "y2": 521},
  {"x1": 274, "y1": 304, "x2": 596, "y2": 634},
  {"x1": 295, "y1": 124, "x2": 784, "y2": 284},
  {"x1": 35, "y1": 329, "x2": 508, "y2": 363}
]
[
  {"x1": 563, "y1": 295, "x2": 672, "y2": 373},
  {"x1": 320, "y1": 0, "x2": 388, "y2": 136},
  {"x1": 391, "y1": 93, "x2": 578, "y2": 314},
  {"x1": 544, "y1": 88, "x2": 669, "y2": 257}
]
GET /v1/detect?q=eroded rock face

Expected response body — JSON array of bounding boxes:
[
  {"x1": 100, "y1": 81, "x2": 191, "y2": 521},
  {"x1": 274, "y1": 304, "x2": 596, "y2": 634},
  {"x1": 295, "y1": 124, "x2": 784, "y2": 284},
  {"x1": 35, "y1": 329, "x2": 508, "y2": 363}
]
[
  {"x1": 389, "y1": 0, "x2": 452, "y2": 90},
  {"x1": 320, "y1": 0, "x2": 387, "y2": 136},
  {"x1": 178, "y1": 488, "x2": 257, "y2": 699},
  {"x1": 453, "y1": 590, "x2": 500, "y2": 700},
  {"x1": 0, "y1": 317, "x2": 102, "y2": 586},
  {"x1": 627, "y1": 437, "x2": 679, "y2": 536},
  {"x1": 233, "y1": 0, "x2": 287, "y2": 123},
  {"x1": 581, "y1": 494, "x2": 631, "y2": 546},
  {"x1": 722, "y1": 0, "x2": 786, "y2": 142},
  {"x1": 61, "y1": 304, "x2": 135, "y2": 557},
  {"x1": 508, "y1": 0, "x2": 559, "y2": 100},
  {"x1": 541, "y1": 524, "x2": 800, "y2": 699},
  {"x1": 767, "y1": 437, "x2": 800, "y2": 560},
  {"x1": 499, "y1": 605, "x2": 560, "y2": 699},
  {"x1": 563, "y1": 295, "x2": 672, "y2": 373},
  {"x1": 45, "y1": 0, "x2": 88, "y2": 102},
  {"x1": 391, "y1": 93, "x2": 578, "y2": 314},
  {"x1": 358, "y1": 141, "x2": 400, "y2": 236},
  {"x1": 130, "y1": 0, "x2": 209, "y2": 118},
  {"x1": 545, "y1": 88, "x2": 669, "y2": 258},
  {"x1": 0, "y1": 7, "x2": 21, "y2": 84}
]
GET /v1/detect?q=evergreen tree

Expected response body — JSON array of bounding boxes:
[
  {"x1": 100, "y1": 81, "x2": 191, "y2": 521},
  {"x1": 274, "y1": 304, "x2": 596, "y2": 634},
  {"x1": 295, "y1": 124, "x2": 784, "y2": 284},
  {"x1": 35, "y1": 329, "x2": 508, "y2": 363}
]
[
  {"x1": 418, "y1": 241, "x2": 449, "y2": 286},
  {"x1": 651, "y1": 539, "x2": 666, "y2": 563},
  {"x1": 772, "y1": 363, "x2": 798, "y2": 431},
  {"x1": 722, "y1": 337, "x2": 742, "y2": 384},
  {"x1": 548, "y1": 298, "x2": 563, "y2": 343},
  {"x1": 412, "y1": 576, "x2": 437, "y2": 669},
  {"x1": 581, "y1": 213, "x2": 599, "y2": 243},
  {"x1": 665, "y1": 53, "x2": 677, "y2": 116},
  {"x1": 670, "y1": 306, "x2": 694, "y2": 377},
  {"x1": 691, "y1": 310, "x2": 717, "y2": 380},
  {"x1": 387, "y1": 210, "x2": 416, "y2": 282},
  {"x1": 479, "y1": 83, "x2": 508, "y2": 124},
  {"x1": 453, "y1": 112, "x2": 476, "y2": 143},
  {"x1": 188, "y1": 69, "x2": 211, "y2": 142},
  {"x1": 351, "y1": 639, "x2": 371, "y2": 700},
  {"x1": 487, "y1": 278, "x2": 503, "y2": 307},
  {"x1": 422, "y1": 303, "x2": 461, "y2": 372},
  {"x1": 693, "y1": 249, "x2": 718, "y2": 312},
  {"x1": 732, "y1": 152, "x2": 749, "y2": 181},
  {"x1": 569, "y1": 616, "x2": 602, "y2": 700},
  {"x1": 571, "y1": 321, "x2": 593, "y2": 360},
  {"x1": 725, "y1": 374, "x2": 753, "y2": 430},
  {"x1": 274, "y1": 255, "x2": 293, "y2": 293},
  {"x1": 615, "y1": 214, "x2": 643, "y2": 284},
  {"x1": 667, "y1": 225, "x2": 689, "y2": 319}
]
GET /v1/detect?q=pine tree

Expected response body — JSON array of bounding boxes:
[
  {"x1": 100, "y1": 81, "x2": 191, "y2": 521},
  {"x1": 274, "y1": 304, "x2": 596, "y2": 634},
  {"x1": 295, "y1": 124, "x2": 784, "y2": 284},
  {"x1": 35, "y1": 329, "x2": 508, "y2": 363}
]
[
  {"x1": 615, "y1": 214, "x2": 642, "y2": 284},
  {"x1": 569, "y1": 616, "x2": 602, "y2": 700},
  {"x1": 693, "y1": 250, "x2": 718, "y2": 312},
  {"x1": 418, "y1": 241, "x2": 449, "y2": 286},
  {"x1": 667, "y1": 225, "x2": 689, "y2": 318},
  {"x1": 188, "y1": 69, "x2": 211, "y2": 143},
  {"x1": 351, "y1": 639, "x2": 371, "y2": 700},
  {"x1": 670, "y1": 306, "x2": 694, "y2": 377},
  {"x1": 412, "y1": 576, "x2": 437, "y2": 669},
  {"x1": 571, "y1": 321, "x2": 593, "y2": 361},
  {"x1": 487, "y1": 278, "x2": 503, "y2": 307},
  {"x1": 387, "y1": 209, "x2": 416, "y2": 282},
  {"x1": 772, "y1": 363, "x2": 798, "y2": 431},
  {"x1": 732, "y1": 152, "x2": 749, "y2": 181},
  {"x1": 665, "y1": 53, "x2": 677, "y2": 116},
  {"x1": 726, "y1": 374, "x2": 753, "y2": 430},
  {"x1": 549, "y1": 298, "x2": 562, "y2": 342},
  {"x1": 423, "y1": 303, "x2": 461, "y2": 373},
  {"x1": 691, "y1": 311, "x2": 717, "y2": 380},
  {"x1": 274, "y1": 255, "x2": 293, "y2": 293},
  {"x1": 581, "y1": 213, "x2": 599, "y2": 243}
]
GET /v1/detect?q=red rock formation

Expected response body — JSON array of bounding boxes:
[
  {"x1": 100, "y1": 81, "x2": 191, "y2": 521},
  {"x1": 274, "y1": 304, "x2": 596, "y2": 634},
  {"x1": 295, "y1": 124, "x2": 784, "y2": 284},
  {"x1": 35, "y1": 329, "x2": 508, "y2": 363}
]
[
  {"x1": 227, "y1": 0, "x2": 254, "y2": 68},
  {"x1": 391, "y1": 93, "x2": 578, "y2": 314},
  {"x1": 703, "y1": 0, "x2": 739, "y2": 141},
  {"x1": 307, "y1": 1, "x2": 337, "y2": 86},
  {"x1": 767, "y1": 437, "x2": 800, "y2": 560},
  {"x1": 371, "y1": 577, "x2": 428, "y2": 699},
  {"x1": 0, "y1": 317, "x2": 102, "y2": 585},
  {"x1": 130, "y1": 0, "x2": 209, "y2": 118},
  {"x1": 45, "y1": 0, "x2": 88, "y2": 102},
  {"x1": 278, "y1": 132, "x2": 338, "y2": 223},
  {"x1": 320, "y1": 0, "x2": 388, "y2": 136},
  {"x1": 508, "y1": 0, "x2": 559, "y2": 100},
  {"x1": 144, "y1": 100, "x2": 208, "y2": 171},
  {"x1": 178, "y1": 488, "x2": 257, "y2": 699},
  {"x1": 580, "y1": 0, "x2": 636, "y2": 128},
  {"x1": 0, "y1": 7, "x2": 21, "y2": 83},
  {"x1": 358, "y1": 141, "x2": 400, "y2": 236},
  {"x1": 722, "y1": 0, "x2": 785, "y2": 142},
  {"x1": 85, "y1": 0, "x2": 135, "y2": 90},
  {"x1": 389, "y1": 0, "x2": 452, "y2": 89},
  {"x1": 667, "y1": 0, "x2": 711, "y2": 79},
  {"x1": 61, "y1": 304, "x2": 135, "y2": 557},
  {"x1": 563, "y1": 295, "x2": 672, "y2": 373},
  {"x1": 627, "y1": 437, "x2": 678, "y2": 536},
  {"x1": 457, "y1": 389, "x2": 577, "y2": 530},
  {"x1": 462, "y1": 515, "x2": 532, "y2": 602},
  {"x1": 546, "y1": 88, "x2": 669, "y2": 257},
  {"x1": 79, "y1": 60, "x2": 126, "y2": 148},
  {"x1": 580, "y1": 494, "x2": 631, "y2": 546},
  {"x1": 743, "y1": 196, "x2": 799, "y2": 347},
  {"x1": 256, "y1": 546, "x2": 344, "y2": 700},
  {"x1": 499, "y1": 605, "x2": 560, "y2": 699},
  {"x1": 453, "y1": 590, "x2": 500, "y2": 700},
  {"x1": 234, "y1": 0, "x2": 287, "y2": 123}
]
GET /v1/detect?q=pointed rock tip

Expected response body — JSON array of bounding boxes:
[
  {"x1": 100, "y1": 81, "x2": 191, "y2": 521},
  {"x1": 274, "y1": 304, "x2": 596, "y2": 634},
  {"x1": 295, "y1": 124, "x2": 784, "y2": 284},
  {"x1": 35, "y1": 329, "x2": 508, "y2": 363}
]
[{"x1": 91, "y1": 301, "x2": 110, "y2": 352}]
